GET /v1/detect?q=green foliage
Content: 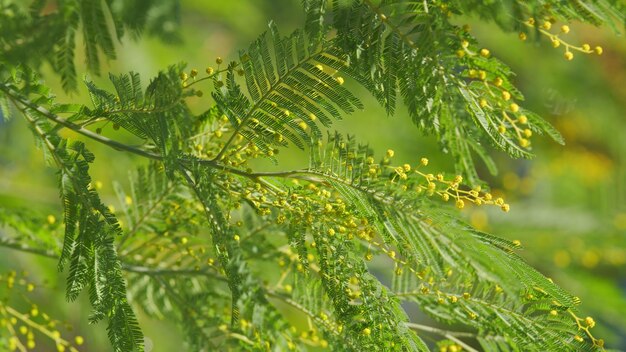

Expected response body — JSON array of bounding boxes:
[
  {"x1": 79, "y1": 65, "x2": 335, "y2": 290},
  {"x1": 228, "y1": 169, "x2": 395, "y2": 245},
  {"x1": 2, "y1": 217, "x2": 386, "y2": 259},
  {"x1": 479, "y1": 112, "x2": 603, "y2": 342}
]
[
  {"x1": 327, "y1": 0, "x2": 570, "y2": 185},
  {"x1": 0, "y1": 0, "x2": 624, "y2": 351},
  {"x1": 0, "y1": 70, "x2": 143, "y2": 351},
  {"x1": 0, "y1": 0, "x2": 180, "y2": 91},
  {"x1": 213, "y1": 23, "x2": 362, "y2": 156},
  {"x1": 452, "y1": 0, "x2": 626, "y2": 32},
  {"x1": 303, "y1": 133, "x2": 582, "y2": 350}
]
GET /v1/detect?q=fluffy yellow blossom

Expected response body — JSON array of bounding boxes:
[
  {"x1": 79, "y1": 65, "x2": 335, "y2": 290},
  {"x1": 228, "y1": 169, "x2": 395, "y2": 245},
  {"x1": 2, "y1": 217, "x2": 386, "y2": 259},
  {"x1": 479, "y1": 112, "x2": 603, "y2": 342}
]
[
  {"x1": 47, "y1": 215, "x2": 56, "y2": 225},
  {"x1": 518, "y1": 115, "x2": 528, "y2": 124}
]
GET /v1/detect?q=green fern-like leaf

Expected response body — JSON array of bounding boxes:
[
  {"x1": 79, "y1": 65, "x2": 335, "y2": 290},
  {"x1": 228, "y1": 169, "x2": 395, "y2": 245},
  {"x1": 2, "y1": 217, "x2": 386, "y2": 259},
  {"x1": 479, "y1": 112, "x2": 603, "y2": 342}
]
[{"x1": 213, "y1": 23, "x2": 362, "y2": 157}]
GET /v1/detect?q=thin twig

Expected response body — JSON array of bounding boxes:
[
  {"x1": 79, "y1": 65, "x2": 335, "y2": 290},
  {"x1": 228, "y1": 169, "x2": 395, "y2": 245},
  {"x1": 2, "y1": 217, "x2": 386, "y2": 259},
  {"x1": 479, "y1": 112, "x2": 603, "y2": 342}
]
[
  {"x1": 405, "y1": 323, "x2": 480, "y2": 352},
  {"x1": 0, "y1": 236, "x2": 58, "y2": 259},
  {"x1": 0, "y1": 83, "x2": 161, "y2": 161}
]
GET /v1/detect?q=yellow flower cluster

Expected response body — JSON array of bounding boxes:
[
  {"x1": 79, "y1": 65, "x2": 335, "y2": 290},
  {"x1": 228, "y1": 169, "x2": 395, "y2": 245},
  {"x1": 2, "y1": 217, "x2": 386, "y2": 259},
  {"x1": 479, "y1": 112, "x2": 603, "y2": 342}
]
[
  {"x1": 485, "y1": 85, "x2": 530, "y2": 148},
  {"x1": 455, "y1": 38, "x2": 491, "y2": 60},
  {"x1": 521, "y1": 18, "x2": 603, "y2": 61},
  {"x1": 439, "y1": 344, "x2": 463, "y2": 352},
  {"x1": 568, "y1": 311, "x2": 604, "y2": 348},
  {"x1": 292, "y1": 328, "x2": 329, "y2": 349},
  {"x1": 390, "y1": 156, "x2": 510, "y2": 212},
  {"x1": 459, "y1": 41, "x2": 534, "y2": 149},
  {"x1": 188, "y1": 113, "x2": 268, "y2": 164},
  {"x1": 178, "y1": 57, "x2": 244, "y2": 91},
  {"x1": 0, "y1": 271, "x2": 84, "y2": 351}
]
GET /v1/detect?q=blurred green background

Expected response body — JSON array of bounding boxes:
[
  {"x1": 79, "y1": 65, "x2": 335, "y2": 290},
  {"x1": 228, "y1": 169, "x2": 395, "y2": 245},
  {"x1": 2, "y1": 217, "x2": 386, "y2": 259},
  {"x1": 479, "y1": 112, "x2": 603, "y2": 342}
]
[{"x1": 0, "y1": 1, "x2": 625, "y2": 350}]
